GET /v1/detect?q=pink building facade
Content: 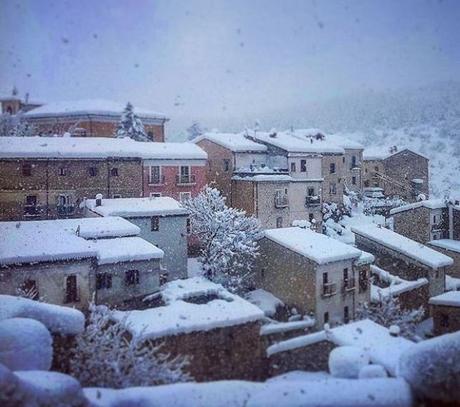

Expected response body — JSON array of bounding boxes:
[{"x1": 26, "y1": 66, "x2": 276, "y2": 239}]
[{"x1": 142, "y1": 160, "x2": 207, "y2": 202}]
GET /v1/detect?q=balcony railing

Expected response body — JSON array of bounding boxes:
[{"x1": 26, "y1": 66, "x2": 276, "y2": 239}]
[
  {"x1": 343, "y1": 278, "x2": 356, "y2": 293},
  {"x1": 176, "y1": 174, "x2": 196, "y2": 185},
  {"x1": 305, "y1": 196, "x2": 321, "y2": 207},
  {"x1": 57, "y1": 205, "x2": 75, "y2": 216},
  {"x1": 274, "y1": 195, "x2": 289, "y2": 208},
  {"x1": 322, "y1": 282, "x2": 337, "y2": 297},
  {"x1": 149, "y1": 175, "x2": 165, "y2": 185},
  {"x1": 24, "y1": 205, "x2": 41, "y2": 217}
]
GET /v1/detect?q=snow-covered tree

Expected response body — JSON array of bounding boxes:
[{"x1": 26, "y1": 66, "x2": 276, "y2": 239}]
[
  {"x1": 357, "y1": 295, "x2": 424, "y2": 340},
  {"x1": 115, "y1": 102, "x2": 149, "y2": 141},
  {"x1": 184, "y1": 187, "x2": 262, "y2": 291},
  {"x1": 69, "y1": 304, "x2": 190, "y2": 388},
  {"x1": 0, "y1": 112, "x2": 36, "y2": 137},
  {"x1": 186, "y1": 121, "x2": 203, "y2": 140}
]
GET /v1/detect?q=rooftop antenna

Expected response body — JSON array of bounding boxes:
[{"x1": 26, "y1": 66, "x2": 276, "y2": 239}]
[{"x1": 12, "y1": 86, "x2": 18, "y2": 97}]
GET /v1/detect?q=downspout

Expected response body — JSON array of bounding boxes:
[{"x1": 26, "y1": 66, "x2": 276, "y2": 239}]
[{"x1": 46, "y1": 159, "x2": 49, "y2": 219}]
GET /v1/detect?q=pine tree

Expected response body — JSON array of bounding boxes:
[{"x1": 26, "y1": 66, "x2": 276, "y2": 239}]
[
  {"x1": 184, "y1": 187, "x2": 262, "y2": 292},
  {"x1": 69, "y1": 304, "x2": 190, "y2": 388},
  {"x1": 115, "y1": 102, "x2": 149, "y2": 141}
]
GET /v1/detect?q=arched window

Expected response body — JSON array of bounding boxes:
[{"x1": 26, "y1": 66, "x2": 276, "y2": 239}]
[{"x1": 6, "y1": 106, "x2": 13, "y2": 115}]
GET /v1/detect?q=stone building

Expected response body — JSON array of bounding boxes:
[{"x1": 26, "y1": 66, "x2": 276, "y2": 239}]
[
  {"x1": 362, "y1": 148, "x2": 429, "y2": 202},
  {"x1": 254, "y1": 227, "x2": 372, "y2": 328},
  {"x1": 114, "y1": 277, "x2": 266, "y2": 382},
  {"x1": 21, "y1": 99, "x2": 168, "y2": 142},
  {"x1": 1, "y1": 92, "x2": 42, "y2": 115},
  {"x1": 390, "y1": 197, "x2": 460, "y2": 277},
  {"x1": 0, "y1": 136, "x2": 207, "y2": 222},
  {"x1": 84, "y1": 196, "x2": 189, "y2": 280},
  {"x1": 429, "y1": 291, "x2": 460, "y2": 335},
  {"x1": 352, "y1": 224, "x2": 453, "y2": 298},
  {"x1": 0, "y1": 217, "x2": 164, "y2": 310}
]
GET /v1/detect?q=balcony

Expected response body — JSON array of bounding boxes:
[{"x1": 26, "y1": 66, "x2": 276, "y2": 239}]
[
  {"x1": 322, "y1": 282, "x2": 337, "y2": 297},
  {"x1": 342, "y1": 278, "x2": 356, "y2": 293},
  {"x1": 274, "y1": 195, "x2": 289, "y2": 208},
  {"x1": 57, "y1": 205, "x2": 75, "y2": 216},
  {"x1": 305, "y1": 196, "x2": 321, "y2": 207},
  {"x1": 149, "y1": 175, "x2": 165, "y2": 185},
  {"x1": 176, "y1": 174, "x2": 196, "y2": 186},
  {"x1": 24, "y1": 205, "x2": 42, "y2": 217}
]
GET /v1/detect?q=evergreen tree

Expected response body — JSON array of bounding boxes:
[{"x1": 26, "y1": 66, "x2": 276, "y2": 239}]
[{"x1": 115, "y1": 102, "x2": 149, "y2": 141}]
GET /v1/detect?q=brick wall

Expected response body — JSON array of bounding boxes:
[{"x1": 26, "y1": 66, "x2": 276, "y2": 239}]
[
  {"x1": 431, "y1": 304, "x2": 460, "y2": 336},
  {"x1": 393, "y1": 207, "x2": 431, "y2": 244},
  {"x1": 27, "y1": 117, "x2": 165, "y2": 142},
  {"x1": 0, "y1": 158, "x2": 142, "y2": 221}
]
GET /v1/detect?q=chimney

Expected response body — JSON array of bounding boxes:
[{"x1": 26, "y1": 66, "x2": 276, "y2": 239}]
[
  {"x1": 389, "y1": 325, "x2": 400, "y2": 337},
  {"x1": 25, "y1": 93, "x2": 29, "y2": 104},
  {"x1": 95, "y1": 193, "x2": 103, "y2": 207}
]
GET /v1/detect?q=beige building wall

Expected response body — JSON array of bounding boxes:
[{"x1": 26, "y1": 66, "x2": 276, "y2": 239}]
[
  {"x1": 343, "y1": 148, "x2": 363, "y2": 193},
  {"x1": 288, "y1": 181, "x2": 322, "y2": 228},
  {"x1": 321, "y1": 154, "x2": 345, "y2": 204},
  {"x1": 362, "y1": 159, "x2": 384, "y2": 189},
  {"x1": 287, "y1": 155, "x2": 322, "y2": 180},
  {"x1": 255, "y1": 181, "x2": 291, "y2": 229}
]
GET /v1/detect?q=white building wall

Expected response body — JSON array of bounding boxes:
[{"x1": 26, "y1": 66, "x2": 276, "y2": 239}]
[
  {"x1": 234, "y1": 152, "x2": 267, "y2": 169},
  {"x1": 287, "y1": 155, "x2": 322, "y2": 179}
]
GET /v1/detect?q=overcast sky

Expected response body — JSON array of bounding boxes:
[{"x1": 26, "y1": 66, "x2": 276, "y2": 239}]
[{"x1": 1, "y1": 0, "x2": 460, "y2": 137}]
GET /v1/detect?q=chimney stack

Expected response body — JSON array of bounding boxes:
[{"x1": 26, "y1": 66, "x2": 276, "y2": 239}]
[{"x1": 95, "y1": 193, "x2": 103, "y2": 207}]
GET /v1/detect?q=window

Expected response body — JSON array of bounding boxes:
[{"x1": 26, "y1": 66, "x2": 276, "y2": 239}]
[
  {"x1": 329, "y1": 183, "x2": 337, "y2": 195},
  {"x1": 307, "y1": 187, "x2": 315, "y2": 196},
  {"x1": 364, "y1": 180, "x2": 370, "y2": 187},
  {"x1": 58, "y1": 167, "x2": 67, "y2": 176},
  {"x1": 309, "y1": 213, "x2": 314, "y2": 222},
  {"x1": 65, "y1": 275, "x2": 78, "y2": 303},
  {"x1": 125, "y1": 270, "x2": 140, "y2": 286},
  {"x1": 96, "y1": 273, "x2": 112, "y2": 289},
  {"x1": 110, "y1": 168, "x2": 119, "y2": 177},
  {"x1": 21, "y1": 279, "x2": 39, "y2": 300},
  {"x1": 6, "y1": 106, "x2": 13, "y2": 115},
  {"x1": 433, "y1": 215, "x2": 437, "y2": 223},
  {"x1": 343, "y1": 268, "x2": 349, "y2": 288},
  {"x1": 88, "y1": 167, "x2": 98, "y2": 176},
  {"x1": 276, "y1": 216, "x2": 283, "y2": 228},
  {"x1": 25, "y1": 195, "x2": 37, "y2": 206},
  {"x1": 151, "y1": 216, "x2": 160, "y2": 231},
  {"x1": 300, "y1": 159, "x2": 307, "y2": 172},
  {"x1": 290, "y1": 162, "x2": 296, "y2": 172},
  {"x1": 440, "y1": 313, "x2": 449, "y2": 328},
  {"x1": 160, "y1": 273, "x2": 168, "y2": 285},
  {"x1": 329, "y1": 163, "x2": 336, "y2": 174},
  {"x1": 323, "y1": 272, "x2": 328, "y2": 284},
  {"x1": 374, "y1": 166, "x2": 379, "y2": 172},
  {"x1": 186, "y1": 218, "x2": 191, "y2": 234},
  {"x1": 178, "y1": 166, "x2": 192, "y2": 184},
  {"x1": 22, "y1": 163, "x2": 32, "y2": 176},
  {"x1": 359, "y1": 269, "x2": 368, "y2": 292},
  {"x1": 351, "y1": 156, "x2": 357, "y2": 168},
  {"x1": 352, "y1": 176, "x2": 356, "y2": 185},
  {"x1": 149, "y1": 166, "x2": 162, "y2": 184},
  {"x1": 344, "y1": 306, "x2": 350, "y2": 323},
  {"x1": 223, "y1": 159, "x2": 230, "y2": 172},
  {"x1": 57, "y1": 195, "x2": 73, "y2": 215},
  {"x1": 180, "y1": 191, "x2": 192, "y2": 202},
  {"x1": 324, "y1": 312, "x2": 329, "y2": 325},
  {"x1": 147, "y1": 131, "x2": 154, "y2": 141},
  {"x1": 150, "y1": 192, "x2": 162, "y2": 198},
  {"x1": 261, "y1": 268, "x2": 265, "y2": 280},
  {"x1": 342, "y1": 156, "x2": 345, "y2": 163},
  {"x1": 112, "y1": 194, "x2": 122, "y2": 199},
  {"x1": 24, "y1": 195, "x2": 38, "y2": 215}
]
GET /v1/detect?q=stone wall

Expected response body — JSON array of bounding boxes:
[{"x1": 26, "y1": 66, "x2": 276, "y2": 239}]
[
  {"x1": 392, "y1": 207, "x2": 431, "y2": 244},
  {"x1": 343, "y1": 148, "x2": 363, "y2": 193},
  {"x1": 149, "y1": 321, "x2": 266, "y2": 382},
  {"x1": 267, "y1": 340, "x2": 336, "y2": 377},
  {"x1": 431, "y1": 304, "x2": 460, "y2": 336},
  {"x1": 396, "y1": 283, "x2": 430, "y2": 312},
  {"x1": 321, "y1": 153, "x2": 345, "y2": 204},
  {"x1": 362, "y1": 159, "x2": 384, "y2": 189},
  {"x1": 453, "y1": 208, "x2": 460, "y2": 240},
  {"x1": 0, "y1": 157, "x2": 143, "y2": 221},
  {"x1": 427, "y1": 244, "x2": 460, "y2": 279}
]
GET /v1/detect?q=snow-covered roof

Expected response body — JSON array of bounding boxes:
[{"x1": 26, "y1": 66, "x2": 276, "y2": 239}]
[
  {"x1": 371, "y1": 265, "x2": 428, "y2": 303},
  {"x1": 0, "y1": 137, "x2": 207, "y2": 160},
  {"x1": 429, "y1": 291, "x2": 460, "y2": 307},
  {"x1": 92, "y1": 237, "x2": 163, "y2": 265},
  {"x1": 245, "y1": 289, "x2": 284, "y2": 317},
  {"x1": 113, "y1": 277, "x2": 264, "y2": 340},
  {"x1": 363, "y1": 147, "x2": 429, "y2": 161},
  {"x1": 232, "y1": 174, "x2": 293, "y2": 182},
  {"x1": 390, "y1": 199, "x2": 446, "y2": 215},
  {"x1": 0, "y1": 295, "x2": 85, "y2": 335},
  {"x1": 355, "y1": 250, "x2": 375, "y2": 266},
  {"x1": 352, "y1": 225, "x2": 454, "y2": 269},
  {"x1": 429, "y1": 239, "x2": 460, "y2": 254},
  {"x1": 0, "y1": 217, "x2": 163, "y2": 266},
  {"x1": 247, "y1": 129, "x2": 345, "y2": 154},
  {"x1": 194, "y1": 132, "x2": 267, "y2": 152},
  {"x1": 267, "y1": 319, "x2": 414, "y2": 376},
  {"x1": 24, "y1": 99, "x2": 167, "y2": 120},
  {"x1": 264, "y1": 227, "x2": 362, "y2": 265},
  {"x1": 85, "y1": 197, "x2": 188, "y2": 217}
]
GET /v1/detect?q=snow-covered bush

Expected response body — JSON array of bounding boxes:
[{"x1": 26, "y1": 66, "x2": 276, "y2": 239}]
[
  {"x1": 184, "y1": 186, "x2": 262, "y2": 292},
  {"x1": 115, "y1": 102, "x2": 149, "y2": 141},
  {"x1": 357, "y1": 296, "x2": 424, "y2": 340},
  {"x1": 398, "y1": 331, "x2": 460, "y2": 403},
  {"x1": 69, "y1": 304, "x2": 190, "y2": 388},
  {"x1": 322, "y1": 202, "x2": 350, "y2": 223},
  {"x1": 0, "y1": 318, "x2": 52, "y2": 371},
  {"x1": 0, "y1": 112, "x2": 36, "y2": 137},
  {"x1": 358, "y1": 364, "x2": 388, "y2": 379},
  {"x1": 328, "y1": 346, "x2": 370, "y2": 378}
]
